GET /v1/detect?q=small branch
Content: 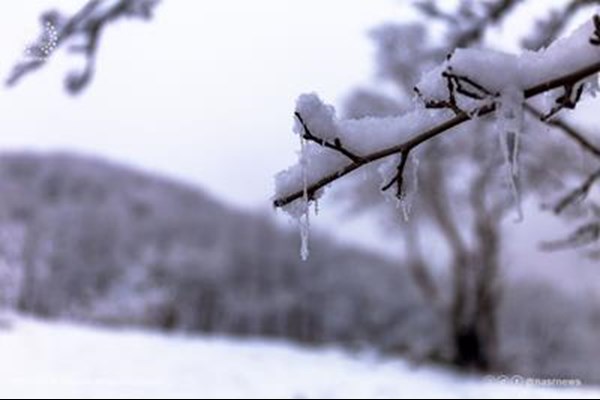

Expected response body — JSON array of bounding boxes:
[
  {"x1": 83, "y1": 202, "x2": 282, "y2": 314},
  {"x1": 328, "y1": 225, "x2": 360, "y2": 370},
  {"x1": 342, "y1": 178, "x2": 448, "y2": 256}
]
[
  {"x1": 541, "y1": 221, "x2": 600, "y2": 250},
  {"x1": 414, "y1": 78, "x2": 462, "y2": 116},
  {"x1": 524, "y1": 103, "x2": 600, "y2": 159},
  {"x1": 415, "y1": 67, "x2": 498, "y2": 116},
  {"x1": 524, "y1": 1, "x2": 600, "y2": 50},
  {"x1": 274, "y1": 60, "x2": 600, "y2": 208},
  {"x1": 417, "y1": 0, "x2": 524, "y2": 49},
  {"x1": 523, "y1": 103, "x2": 600, "y2": 214},
  {"x1": 7, "y1": 0, "x2": 159, "y2": 94},
  {"x1": 541, "y1": 83, "x2": 585, "y2": 121},
  {"x1": 294, "y1": 112, "x2": 365, "y2": 164},
  {"x1": 553, "y1": 168, "x2": 600, "y2": 214},
  {"x1": 442, "y1": 69, "x2": 499, "y2": 100},
  {"x1": 381, "y1": 150, "x2": 411, "y2": 199}
]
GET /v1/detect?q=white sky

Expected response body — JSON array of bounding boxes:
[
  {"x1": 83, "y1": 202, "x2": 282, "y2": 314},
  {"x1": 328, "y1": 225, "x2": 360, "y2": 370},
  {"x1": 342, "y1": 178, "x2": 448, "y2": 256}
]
[
  {"x1": 0, "y1": 0, "x2": 405, "y2": 206},
  {"x1": 0, "y1": 0, "x2": 415, "y2": 253}
]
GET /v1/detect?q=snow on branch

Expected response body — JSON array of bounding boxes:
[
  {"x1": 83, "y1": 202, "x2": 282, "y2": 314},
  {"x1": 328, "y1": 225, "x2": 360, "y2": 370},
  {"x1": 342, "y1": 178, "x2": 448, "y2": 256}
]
[
  {"x1": 274, "y1": 16, "x2": 600, "y2": 255},
  {"x1": 7, "y1": 0, "x2": 160, "y2": 94}
]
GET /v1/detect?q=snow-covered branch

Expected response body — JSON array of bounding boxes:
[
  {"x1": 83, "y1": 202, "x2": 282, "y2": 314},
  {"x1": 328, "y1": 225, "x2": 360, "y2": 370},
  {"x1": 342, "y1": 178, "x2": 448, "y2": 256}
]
[{"x1": 274, "y1": 18, "x2": 600, "y2": 216}]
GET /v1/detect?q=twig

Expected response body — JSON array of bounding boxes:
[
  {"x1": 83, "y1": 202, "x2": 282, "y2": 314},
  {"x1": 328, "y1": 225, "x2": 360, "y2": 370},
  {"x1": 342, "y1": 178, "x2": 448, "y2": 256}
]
[
  {"x1": 541, "y1": 221, "x2": 600, "y2": 250},
  {"x1": 417, "y1": 0, "x2": 524, "y2": 49},
  {"x1": 553, "y1": 169, "x2": 600, "y2": 214},
  {"x1": 524, "y1": 103, "x2": 600, "y2": 159},
  {"x1": 524, "y1": 103, "x2": 600, "y2": 214},
  {"x1": 274, "y1": 60, "x2": 600, "y2": 208},
  {"x1": 294, "y1": 112, "x2": 365, "y2": 164},
  {"x1": 415, "y1": 67, "x2": 498, "y2": 116},
  {"x1": 7, "y1": 0, "x2": 159, "y2": 94},
  {"x1": 381, "y1": 150, "x2": 411, "y2": 199},
  {"x1": 524, "y1": 1, "x2": 600, "y2": 50},
  {"x1": 541, "y1": 83, "x2": 585, "y2": 121}
]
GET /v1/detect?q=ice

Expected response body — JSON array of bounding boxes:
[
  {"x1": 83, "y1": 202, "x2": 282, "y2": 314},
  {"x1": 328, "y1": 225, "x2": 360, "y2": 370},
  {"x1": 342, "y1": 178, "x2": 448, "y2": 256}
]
[
  {"x1": 275, "y1": 16, "x2": 600, "y2": 243},
  {"x1": 275, "y1": 100, "x2": 452, "y2": 208},
  {"x1": 299, "y1": 211, "x2": 310, "y2": 261},
  {"x1": 299, "y1": 134, "x2": 311, "y2": 261},
  {"x1": 497, "y1": 86, "x2": 525, "y2": 221}
]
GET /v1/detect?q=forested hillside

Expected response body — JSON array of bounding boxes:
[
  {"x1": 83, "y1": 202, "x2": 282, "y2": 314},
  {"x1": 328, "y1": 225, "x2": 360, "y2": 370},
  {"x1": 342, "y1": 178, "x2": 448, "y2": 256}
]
[{"x1": 0, "y1": 152, "x2": 598, "y2": 383}]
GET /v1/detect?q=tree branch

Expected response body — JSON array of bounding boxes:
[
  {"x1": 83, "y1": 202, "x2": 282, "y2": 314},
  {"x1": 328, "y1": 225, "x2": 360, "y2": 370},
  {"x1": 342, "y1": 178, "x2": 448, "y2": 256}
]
[
  {"x1": 417, "y1": 0, "x2": 524, "y2": 49},
  {"x1": 523, "y1": 103, "x2": 600, "y2": 214},
  {"x1": 7, "y1": 0, "x2": 160, "y2": 94},
  {"x1": 274, "y1": 60, "x2": 600, "y2": 208},
  {"x1": 553, "y1": 168, "x2": 600, "y2": 214},
  {"x1": 294, "y1": 112, "x2": 365, "y2": 164},
  {"x1": 523, "y1": 1, "x2": 600, "y2": 50},
  {"x1": 524, "y1": 103, "x2": 600, "y2": 159},
  {"x1": 541, "y1": 221, "x2": 600, "y2": 250},
  {"x1": 381, "y1": 149, "x2": 411, "y2": 199}
]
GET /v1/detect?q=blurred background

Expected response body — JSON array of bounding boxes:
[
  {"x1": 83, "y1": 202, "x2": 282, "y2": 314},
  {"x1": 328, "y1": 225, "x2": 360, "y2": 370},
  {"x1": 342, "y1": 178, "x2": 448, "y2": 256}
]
[{"x1": 0, "y1": 0, "x2": 599, "y2": 398}]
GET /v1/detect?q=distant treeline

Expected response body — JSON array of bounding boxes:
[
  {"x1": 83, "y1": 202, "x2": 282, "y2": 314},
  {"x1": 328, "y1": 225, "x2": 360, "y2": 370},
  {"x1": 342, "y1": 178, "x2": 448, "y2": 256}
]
[{"x1": 0, "y1": 152, "x2": 597, "y2": 383}]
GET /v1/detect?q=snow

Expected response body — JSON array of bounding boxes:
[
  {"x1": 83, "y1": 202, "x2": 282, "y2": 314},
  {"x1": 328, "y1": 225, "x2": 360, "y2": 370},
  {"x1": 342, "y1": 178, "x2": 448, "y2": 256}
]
[
  {"x1": 0, "y1": 317, "x2": 599, "y2": 399},
  {"x1": 275, "y1": 15, "x2": 600, "y2": 251},
  {"x1": 420, "y1": 17, "x2": 600, "y2": 96}
]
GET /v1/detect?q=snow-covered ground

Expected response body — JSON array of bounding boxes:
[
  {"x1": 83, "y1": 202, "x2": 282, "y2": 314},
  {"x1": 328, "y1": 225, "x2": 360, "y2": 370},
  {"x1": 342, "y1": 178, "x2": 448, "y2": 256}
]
[{"x1": 0, "y1": 317, "x2": 597, "y2": 399}]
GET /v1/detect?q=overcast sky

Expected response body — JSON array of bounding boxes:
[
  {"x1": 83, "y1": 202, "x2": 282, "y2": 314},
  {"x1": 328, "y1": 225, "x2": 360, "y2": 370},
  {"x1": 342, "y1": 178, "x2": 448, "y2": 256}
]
[
  {"x1": 0, "y1": 0, "x2": 405, "y2": 205},
  {"x1": 0, "y1": 0, "x2": 419, "y2": 253}
]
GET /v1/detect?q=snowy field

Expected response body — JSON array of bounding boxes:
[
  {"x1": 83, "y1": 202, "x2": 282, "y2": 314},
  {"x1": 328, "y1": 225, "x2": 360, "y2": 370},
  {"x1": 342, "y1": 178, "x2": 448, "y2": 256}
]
[{"x1": 0, "y1": 317, "x2": 598, "y2": 399}]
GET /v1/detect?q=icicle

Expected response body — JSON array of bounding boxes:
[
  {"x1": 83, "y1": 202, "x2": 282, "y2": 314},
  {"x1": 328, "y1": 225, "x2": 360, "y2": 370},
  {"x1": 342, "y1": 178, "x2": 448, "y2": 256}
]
[
  {"x1": 497, "y1": 87, "x2": 524, "y2": 222},
  {"x1": 299, "y1": 135, "x2": 311, "y2": 261},
  {"x1": 584, "y1": 74, "x2": 600, "y2": 98},
  {"x1": 299, "y1": 210, "x2": 310, "y2": 262}
]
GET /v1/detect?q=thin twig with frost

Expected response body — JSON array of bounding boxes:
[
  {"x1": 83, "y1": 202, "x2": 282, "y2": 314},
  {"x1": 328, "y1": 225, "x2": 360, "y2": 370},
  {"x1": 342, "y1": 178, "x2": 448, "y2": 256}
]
[{"x1": 295, "y1": 112, "x2": 365, "y2": 164}]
